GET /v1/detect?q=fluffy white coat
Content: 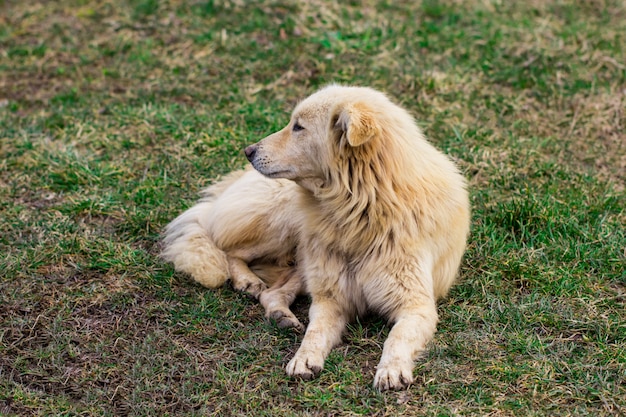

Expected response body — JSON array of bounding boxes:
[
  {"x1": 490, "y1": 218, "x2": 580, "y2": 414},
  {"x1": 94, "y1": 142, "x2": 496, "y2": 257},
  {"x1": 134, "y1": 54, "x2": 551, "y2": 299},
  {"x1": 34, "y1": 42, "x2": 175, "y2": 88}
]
[{"x1": 162, "y1": 85, "x2": 470, "y2": 390}]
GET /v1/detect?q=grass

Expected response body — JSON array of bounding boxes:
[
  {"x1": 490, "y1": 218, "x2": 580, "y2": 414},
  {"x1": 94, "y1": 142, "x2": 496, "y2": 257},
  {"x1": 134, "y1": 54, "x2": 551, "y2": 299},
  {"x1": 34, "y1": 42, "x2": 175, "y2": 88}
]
[{"x1": 0, "y1": 0, "x2": 624, "y2": 415}]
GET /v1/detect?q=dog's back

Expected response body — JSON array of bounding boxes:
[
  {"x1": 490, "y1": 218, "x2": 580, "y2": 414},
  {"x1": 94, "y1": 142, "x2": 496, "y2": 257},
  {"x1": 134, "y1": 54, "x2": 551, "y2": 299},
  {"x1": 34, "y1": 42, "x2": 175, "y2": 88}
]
[{"x1": 162, "y1": 169, "x2": 303, "y2": 289}]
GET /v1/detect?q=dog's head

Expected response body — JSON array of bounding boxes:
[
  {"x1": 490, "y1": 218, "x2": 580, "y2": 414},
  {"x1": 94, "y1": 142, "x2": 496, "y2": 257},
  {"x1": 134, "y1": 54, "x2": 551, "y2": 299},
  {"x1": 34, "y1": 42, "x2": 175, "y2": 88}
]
[{"x1": 245, "y1": 85, "x2": 398, "y2": 192}]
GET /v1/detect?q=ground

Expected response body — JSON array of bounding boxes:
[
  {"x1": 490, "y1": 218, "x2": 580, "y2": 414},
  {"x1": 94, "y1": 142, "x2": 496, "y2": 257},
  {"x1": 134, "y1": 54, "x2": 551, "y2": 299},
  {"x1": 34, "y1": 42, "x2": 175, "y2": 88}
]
[{"x1": 0, "y1": 0, "x2": 624, "y2": 416}]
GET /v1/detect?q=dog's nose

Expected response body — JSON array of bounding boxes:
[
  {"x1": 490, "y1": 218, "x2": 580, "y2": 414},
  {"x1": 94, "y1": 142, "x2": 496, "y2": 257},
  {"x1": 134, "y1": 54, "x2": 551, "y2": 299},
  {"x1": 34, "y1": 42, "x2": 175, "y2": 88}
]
[{"x1": 244, "y1": 145, "x2": 257, "y2": 162}]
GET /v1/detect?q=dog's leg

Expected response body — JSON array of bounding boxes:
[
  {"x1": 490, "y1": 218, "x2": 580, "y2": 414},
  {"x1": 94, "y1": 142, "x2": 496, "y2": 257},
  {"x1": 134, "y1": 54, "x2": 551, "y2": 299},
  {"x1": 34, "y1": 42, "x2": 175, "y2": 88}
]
[
  {"x1": 259, "y1": 271, "x2": 304, "y2": 331},
  {"x1": 285, "y1": 296, "x2": 349, "y2": 380},
  {"x1": 227, "y1": 256, "x2": 268, "y2": 299},
  {"x1": 373, "y1": 300, "x2": 438, "y2": 391}
]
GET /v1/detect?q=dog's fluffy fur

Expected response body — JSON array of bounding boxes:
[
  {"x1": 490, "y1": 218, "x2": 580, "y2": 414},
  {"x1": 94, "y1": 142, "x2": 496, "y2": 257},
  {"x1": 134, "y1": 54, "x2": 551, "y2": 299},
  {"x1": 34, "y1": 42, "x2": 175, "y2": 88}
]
[{"x1": 162, "y1": 85, "x2": 470, "y2": 390}]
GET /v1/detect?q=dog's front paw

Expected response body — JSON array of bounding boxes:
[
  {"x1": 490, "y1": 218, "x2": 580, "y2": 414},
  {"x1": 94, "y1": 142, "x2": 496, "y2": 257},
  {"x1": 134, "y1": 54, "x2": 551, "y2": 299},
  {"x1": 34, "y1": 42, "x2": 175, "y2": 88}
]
[
  {"x1": 373, "y1": 362, "x2": 414, "y2": 391},
  {"x1": 286, "y1": 351, "x2": 324, "y2": 380},
  {"x1": 268, "y1": 309, "x2": 304, "y2": 332}
]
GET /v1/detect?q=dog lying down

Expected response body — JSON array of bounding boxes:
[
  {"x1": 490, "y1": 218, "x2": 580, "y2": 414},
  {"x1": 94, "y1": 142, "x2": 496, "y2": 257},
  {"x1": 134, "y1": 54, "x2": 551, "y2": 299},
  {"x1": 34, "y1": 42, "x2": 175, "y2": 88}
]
[{"x1": 162, "y1": 85, "x2": 470, "y2": 391}]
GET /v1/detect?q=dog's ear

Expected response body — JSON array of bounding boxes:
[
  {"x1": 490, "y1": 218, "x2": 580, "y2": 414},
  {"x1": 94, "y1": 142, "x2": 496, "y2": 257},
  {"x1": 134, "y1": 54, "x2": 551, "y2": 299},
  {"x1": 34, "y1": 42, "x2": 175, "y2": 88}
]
[{"x1": 333, "y1": 102, "x2": 381, "y2": 147}]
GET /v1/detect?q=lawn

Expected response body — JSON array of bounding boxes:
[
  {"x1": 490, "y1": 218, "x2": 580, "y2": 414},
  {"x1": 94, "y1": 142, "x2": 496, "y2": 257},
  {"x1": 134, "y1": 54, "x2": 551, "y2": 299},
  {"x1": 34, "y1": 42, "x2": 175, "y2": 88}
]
[{"x1": 1, "y1": 0, "x2": 624, "y2": 416}]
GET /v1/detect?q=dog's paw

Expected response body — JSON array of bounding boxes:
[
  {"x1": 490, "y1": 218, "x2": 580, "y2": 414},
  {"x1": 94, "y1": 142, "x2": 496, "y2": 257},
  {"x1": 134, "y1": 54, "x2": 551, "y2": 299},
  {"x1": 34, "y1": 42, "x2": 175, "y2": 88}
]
[
  {"x1": 373, "y1": 363, "x2": 414, "y2": 391},
  {"x1": 231, "y1": 279, "x2": 268, "y2": 300},
  {"x1": 268, "y1": 309, "x2": 304, "y2": 332},
  {"x1": 286, "y1": 351, "x2": 324, "y2": 381}
]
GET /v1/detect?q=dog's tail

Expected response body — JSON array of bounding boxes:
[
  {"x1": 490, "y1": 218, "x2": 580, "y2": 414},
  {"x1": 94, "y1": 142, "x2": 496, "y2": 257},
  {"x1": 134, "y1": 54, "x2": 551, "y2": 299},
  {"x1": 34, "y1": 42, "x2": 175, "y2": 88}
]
[
  {"x1": 161, "y1": 202, "x2": 229, "y2": 288},
  {"x1": 161, "y1": 170, "x2": 246, "y2": 288}
]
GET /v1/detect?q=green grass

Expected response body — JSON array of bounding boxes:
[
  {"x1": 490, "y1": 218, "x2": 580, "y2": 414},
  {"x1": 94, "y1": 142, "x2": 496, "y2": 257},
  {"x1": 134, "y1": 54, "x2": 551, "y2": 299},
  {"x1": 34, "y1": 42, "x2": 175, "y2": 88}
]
[{"x1": 1, "y1": 0, "x2": 624, "y2": 415}]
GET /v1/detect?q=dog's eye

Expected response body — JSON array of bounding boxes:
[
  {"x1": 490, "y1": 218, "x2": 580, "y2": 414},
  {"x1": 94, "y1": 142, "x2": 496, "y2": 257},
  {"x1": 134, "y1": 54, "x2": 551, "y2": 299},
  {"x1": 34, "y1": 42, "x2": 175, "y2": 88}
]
[{"x1": 292, "y1": 122, "x2": 304, "y2": 132}]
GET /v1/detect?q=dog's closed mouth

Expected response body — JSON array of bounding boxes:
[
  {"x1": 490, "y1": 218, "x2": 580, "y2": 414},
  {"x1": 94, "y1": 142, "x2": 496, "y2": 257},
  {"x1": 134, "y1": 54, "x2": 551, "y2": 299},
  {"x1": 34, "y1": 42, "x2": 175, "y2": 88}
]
[
  {"x1": 264, "y1": 170, "x2": 291, "y2": 178},
  {"x1": 250, "y1": 163, "x2": 290, "y2": 178}
]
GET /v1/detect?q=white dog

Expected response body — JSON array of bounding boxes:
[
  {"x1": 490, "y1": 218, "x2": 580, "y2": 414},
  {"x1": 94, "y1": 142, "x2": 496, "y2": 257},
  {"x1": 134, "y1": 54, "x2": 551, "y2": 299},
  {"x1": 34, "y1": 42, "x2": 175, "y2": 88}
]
[{"x1": 162, "y1": 85, "x2": 470, "y2": 390}]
